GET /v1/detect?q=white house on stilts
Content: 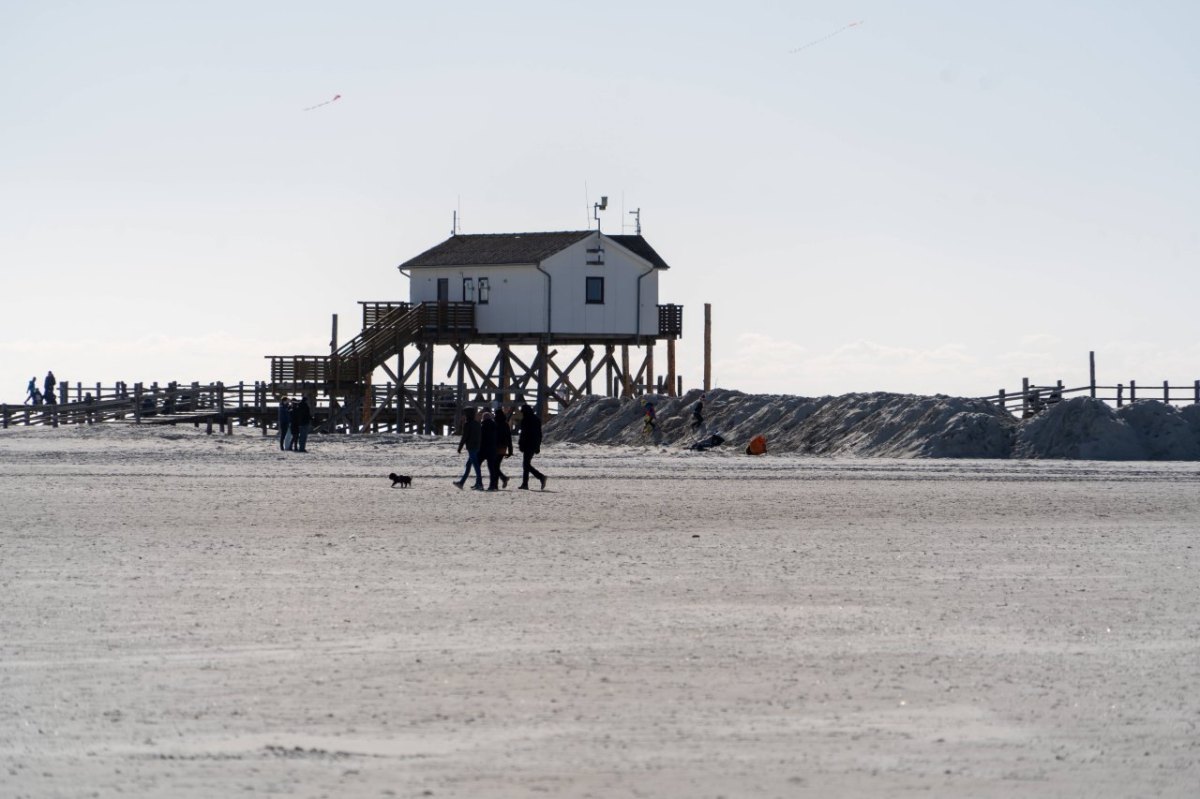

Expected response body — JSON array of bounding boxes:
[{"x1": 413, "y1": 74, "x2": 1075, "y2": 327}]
[{"x1": 268, "y1": 229, "x2": 683, "y2": 433}]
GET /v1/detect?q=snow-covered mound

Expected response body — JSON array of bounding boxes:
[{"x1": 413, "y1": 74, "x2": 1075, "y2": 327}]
[{"x1": 545, "y1": 389, "x2": 1200, "y2": 460}]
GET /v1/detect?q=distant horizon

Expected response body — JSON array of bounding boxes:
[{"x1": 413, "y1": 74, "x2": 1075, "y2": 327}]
[
  {"x1": 4, "y1": 2, "x2": 1198, "y2": 402},
  {"x1": 4, "y1": 344, "x2": 1193, "y2": 408}
]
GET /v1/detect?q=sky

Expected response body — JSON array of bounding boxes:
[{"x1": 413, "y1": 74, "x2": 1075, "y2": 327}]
[{"x1": 2, "y1": 1, "x2": 1198, "y2": 404}]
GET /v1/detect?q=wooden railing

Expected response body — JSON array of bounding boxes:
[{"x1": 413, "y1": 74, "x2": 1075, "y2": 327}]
[
  {"x1": 269, "y1": 302, "x2": 476, "y2": 388},
  {"x1": 1, "y1": 380, "x2": 275, "y2": 430},
  {"x1": 658, "y1": 304, "x2": 683, "y2": 337},
  {"x1": 360, "y1": 301, "x2": 410, "y2": 329},
  {"x1": 981, "y1": 379, "x2": 1200, "y2": 417}
]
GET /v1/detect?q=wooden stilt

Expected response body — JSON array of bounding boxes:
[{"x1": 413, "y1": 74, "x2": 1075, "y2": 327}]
[
  {"x1": 621, "y1": 345, "x2": 632, "y2": 397},
  {"x1": 646, "y1": 342, "x2": 655, "y2": 396},
  {"x1": 537, "y1": 342, "x2": 549, "y2": 420},
  {"x1": 583, "y1": 345, "x2": 594, "y2": 396},
  {"x1": 704, "y1": 303, "x2": 712, "y2": 392},
  {"x1": 605, "y1": 345, "x2": 615, "y2": 397},
  {"x1": 666, "y1": 339, "x2": 676, "y2": 397}
]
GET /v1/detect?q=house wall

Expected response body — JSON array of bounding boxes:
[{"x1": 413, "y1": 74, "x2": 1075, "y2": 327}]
[{"x1": 406, "y1": 233, "x2": 661, "y2": 337}]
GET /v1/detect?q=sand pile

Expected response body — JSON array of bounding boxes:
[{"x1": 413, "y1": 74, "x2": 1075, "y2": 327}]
[{"x1": 545, "y1": 389, "x2": 1200, "y2": 460}]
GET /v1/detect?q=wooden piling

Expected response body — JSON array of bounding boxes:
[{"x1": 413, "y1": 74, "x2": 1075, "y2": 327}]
[
  {"x1": 666, "y1": 338, "x2": 677, "y2": 397},
  {"x1": 1089, "y1": 351, "x2": 1096, "y2": 399},
  {"x1": 646, "y1": 342, "x2": 655, "y2": 396},
  {"x1": 704, "y1": 303, "x2": 712, "y2": 392}
]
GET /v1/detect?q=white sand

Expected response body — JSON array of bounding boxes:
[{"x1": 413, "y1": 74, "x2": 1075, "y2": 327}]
[{"x1": 2, "y1": 424, "x2": 1198, "y2": 797}]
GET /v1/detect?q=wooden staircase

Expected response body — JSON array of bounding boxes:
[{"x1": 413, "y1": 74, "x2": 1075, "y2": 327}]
[{"x1": 267, "y1": 302, "x2": 475, "y2": 389}]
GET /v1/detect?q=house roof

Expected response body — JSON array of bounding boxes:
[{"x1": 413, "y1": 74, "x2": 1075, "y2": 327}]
[
  {"x1": 398, "y1": 231, "x2": 671, "y2": 270},
  {"x1": 608, "y1": 235, "x2": 671, "y2": 270}
]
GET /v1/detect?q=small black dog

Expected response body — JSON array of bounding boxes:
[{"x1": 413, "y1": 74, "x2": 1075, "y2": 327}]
[{"x1": 388, "y1": 473, "x2": 412, "y2": 488}]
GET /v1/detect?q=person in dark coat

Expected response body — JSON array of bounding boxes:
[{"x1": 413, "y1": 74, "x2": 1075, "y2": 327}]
[
  {"x1": 516, "y1": 403, "x2": 546, "y2": 490},
  {"x1": 289, "y1": 399, "x2": 301, "y2": 450},
  {"x1": 495, "y1": 405, "x2": 513, "y2": 489},
  {"x1": 454, "y1": 408, "x2": 483, "y2": 489},
  {"x1": 25, "y1": 377, "x2": 37, "y2": 405},
  {"x1": 44, "y1": 371, "x2": 56, "y2": 404},
  {"x1": 691, "y1": 395, "x2": 705, "y2": 431},
  {"x1": 479, "y1": 410, "x2": 501, "y2": 491},
  {"x1": 293, "y1": 396, "x2": 313, "y2": 452},
  {"x1": 277, "y1": 398, "x2": 292, "y2": 451}
]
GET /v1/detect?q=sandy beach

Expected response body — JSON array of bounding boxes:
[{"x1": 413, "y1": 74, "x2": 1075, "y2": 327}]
[{"x1": 2, "y1": 424, "x2": 1198, "y2": 797}]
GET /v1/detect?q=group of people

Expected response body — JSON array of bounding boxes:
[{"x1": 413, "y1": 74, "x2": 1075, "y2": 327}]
[
  {"x1": 454, "y1": 403, "x2": 546, "y2": 491},
  {"x1": 24, "y1": 371, "x2": 56, "y2": 406},
  {"x1": 276, "y1": 396, "x2": 313, "y2": 452}
]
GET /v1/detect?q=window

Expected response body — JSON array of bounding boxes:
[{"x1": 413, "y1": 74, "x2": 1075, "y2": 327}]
[
  {"x1": 478, "y1": 277, "x2": 489, "y2": 304},
  {"x1": 586, "y1": 276, "x2": 605, "y2": 304},
  {"x1": 436, "y1": 278, "x2": 449, "y2": 302},
  {"x1": 463, "y1": 277, "x2": 475, "y2": 303}
]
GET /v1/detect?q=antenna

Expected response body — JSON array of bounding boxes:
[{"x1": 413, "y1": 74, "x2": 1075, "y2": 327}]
[
  {"x1": 629, "y1": 207, "x2": 641, "y2": 235},
  {"x1": 592, "y1": 195, "x2": 608, "y2": 233},
  {"x1": 451, "y1": 210, "x2": 457, "y2": 237}
]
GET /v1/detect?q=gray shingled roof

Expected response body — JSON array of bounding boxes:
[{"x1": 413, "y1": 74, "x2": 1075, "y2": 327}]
[
  {"x1": 398, "y1": 231, "x2": 670, "y2": 270},
  {"x1": 608, "y1": 235, "x2": 671, "y2": 270}
]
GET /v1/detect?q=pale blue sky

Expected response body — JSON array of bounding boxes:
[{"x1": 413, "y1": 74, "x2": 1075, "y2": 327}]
[{"x1": 3, "y1": 1, "x2": 1198, "y2": 402}]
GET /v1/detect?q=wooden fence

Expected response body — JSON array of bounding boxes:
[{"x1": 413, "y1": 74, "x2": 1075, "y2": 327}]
[
  {"x1": 981, "y1": 353, "x2": 1200, "y2": 418},
  {"x1": 1, "y1": 380, "x2": 273, "y2": 432}
]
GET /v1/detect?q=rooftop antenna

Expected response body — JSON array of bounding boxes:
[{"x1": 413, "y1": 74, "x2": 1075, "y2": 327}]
[
  {"x1": 592, "y1": 195, "x2": 608, "y2": 233},
  {"x1": 451, "y1": 210, "x2": 457, "y2": 237},
  {"x1": 629, "y1": 207, "x2": 641, "y2": 235}
]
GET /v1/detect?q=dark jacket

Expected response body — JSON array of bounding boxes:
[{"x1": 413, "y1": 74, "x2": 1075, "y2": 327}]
[
  {"x1": 479, "y1": 416, "x2": 499, "y2": 459},
  {"x1": 277, "y1": 402, "x2": 291, "y2": 428},
  {"x1": 294, "y1": 398, "x2": 313, "y2": 426},
  {"x1": 497, "y1": 409, "x2": 514, "y2": 455},
  {"x1": 517, "y1": 405, "x2": 542, "y2": 454},
  {"x1": 458, "y1": 417, "x2": 482, "y2": 452}
]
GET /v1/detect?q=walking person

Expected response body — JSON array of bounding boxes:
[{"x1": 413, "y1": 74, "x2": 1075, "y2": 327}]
[
  {"x1": 288, "y1": 399, "x2": 301, "y2": 450},
  {"x1": 495, "y1": 405, "x2": 513, "y2": 488},
  {"x1": 453, "y1": 407, "x2": 483, "y2": 489},
  {"x1": 277, "y1": 397, "x2": 292, "y2": 451},
  {"x1": 294, "y1": 395, "x2": 313, "y2": 452},
  {"x1": 480, "y1": 410, "x2": 501, "y2": 491},
  {"x1": 642, "y1": 401, "x2": 657, "y2": 437},
  {"x1": 516, "y1": 403, "x2": 546, "y2": 491},
  {"x1": 43, "y1": 381, "x2": 58, "y2": 428},
  {"x1": 24, "y1": 377, "x2": 37, "y2": 405}
]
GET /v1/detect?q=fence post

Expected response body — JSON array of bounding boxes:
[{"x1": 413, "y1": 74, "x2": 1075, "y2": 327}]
[
  {"x1": 1130, "y1": 379, "x2": 1137, "y2": 403},
  {"x1": 1021, "y1": 377, "x2": 1029, "y2": 417},
  {"x1": 134, "y1": 383, "x2": 143, "y2": 423},
  {"x1": 1116, "y1": 383, "x2": 1123, "y2": 407},
  {"x1": 1195, "y1": 380, "x2": 1199, "y2": 406},
  {"x1": 998, "y1": 388, "x2": 1006, "y2": 411},
  {"x1": 1163, "y1": 380, "x2": 1169, "y2": 403},
  {"x1": 1089, "y1": 351, "x2": 1096, "y2": 398}
]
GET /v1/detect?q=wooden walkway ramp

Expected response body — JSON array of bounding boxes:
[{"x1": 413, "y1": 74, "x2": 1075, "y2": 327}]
[{"x1": 267, "y1": 301, "x2": 474, "y2": 390}]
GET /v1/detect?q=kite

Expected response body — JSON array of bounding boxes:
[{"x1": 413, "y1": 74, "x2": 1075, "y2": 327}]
[
  {"x1": 303, "y1": 94, "x2": 342, "y2": 111},
  {"x1": 789, "y1": 20, "x2": 863, "y2": 54}
]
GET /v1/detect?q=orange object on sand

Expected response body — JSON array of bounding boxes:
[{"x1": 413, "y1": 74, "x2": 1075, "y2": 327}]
[{"x1": 746, "y1": 435, "x2": 767, "y2": 455}]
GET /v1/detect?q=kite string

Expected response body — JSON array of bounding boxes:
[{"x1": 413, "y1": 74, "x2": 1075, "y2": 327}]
[
  {"x1": 303, "y1": 94, "x2": 342, "y2": 112},
  {"x1": 789, "y1": 20, "x2": 863, "y2": 54}
]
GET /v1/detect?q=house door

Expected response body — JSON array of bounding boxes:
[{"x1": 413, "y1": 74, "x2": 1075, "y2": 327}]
[{"x1": 436, "y1": 278, "x2": 449, "y2": 302}]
